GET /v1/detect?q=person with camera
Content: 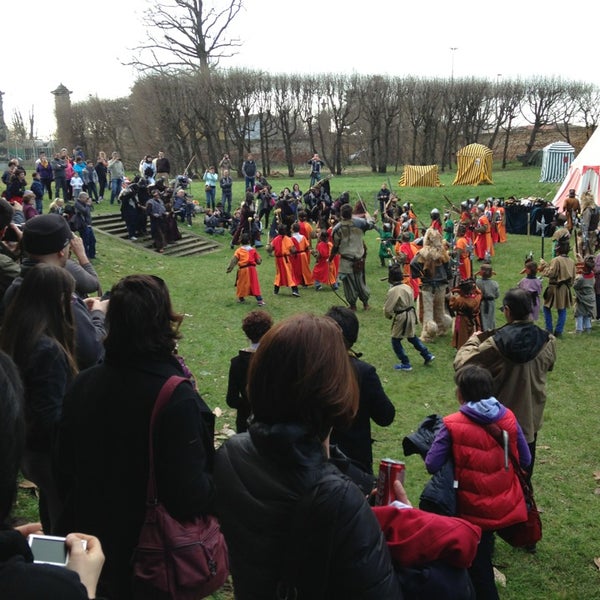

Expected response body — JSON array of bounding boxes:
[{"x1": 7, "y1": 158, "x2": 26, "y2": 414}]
[
  {"x1": 0, "y1": 350, "x2": 105, "y2": 599},
  {"x1": 203, "y1": 166, "x2": 218, "y2": 211},
  {"x1": 308, "y1": 152, "x2": 325, "y2": 187}
]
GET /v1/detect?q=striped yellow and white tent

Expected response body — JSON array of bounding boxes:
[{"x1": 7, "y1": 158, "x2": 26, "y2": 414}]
[
  {"x1": 398, "y1": 164, "x2": 441, "y2": 187},
  {"x1": 452, "y1": 143, "x2": 493, "y2": 186}
]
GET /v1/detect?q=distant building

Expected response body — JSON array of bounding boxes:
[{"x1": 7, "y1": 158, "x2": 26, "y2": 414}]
[{"x1": 52, "y1": 83, "x2": 74, "y2": 151}]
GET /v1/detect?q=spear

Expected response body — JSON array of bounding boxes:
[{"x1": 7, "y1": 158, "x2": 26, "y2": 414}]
[{"x1": 536, "y1": 215, "x2": 547, "y2": 259}]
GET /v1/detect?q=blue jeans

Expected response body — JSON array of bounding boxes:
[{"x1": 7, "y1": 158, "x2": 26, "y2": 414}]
[
  {"x1": 543, "y1": 306, "x2": 566, "y2": 334},
  {"x1": 391, "y1": 336, "x2": 431, "y2": 365},
  {"x1": 110, "y1": 178, "x2": 123, "y2": 204},
  {"x1": 205, "y1": 186, "x2": 216, "y2": 210},
  {"x1": 245, "y1": 177, "x2": 255, "y2": 193}
]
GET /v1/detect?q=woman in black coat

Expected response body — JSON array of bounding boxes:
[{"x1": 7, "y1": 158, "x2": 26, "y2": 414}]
[
  {"x1": 215, "y1": 313, "x2": 401, "y2": 599},
  {"x1": 55, "y1": 274, "x2": 216, "y2": 600}
]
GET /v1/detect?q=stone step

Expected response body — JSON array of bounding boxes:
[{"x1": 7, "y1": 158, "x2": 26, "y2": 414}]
[{"x1": 92, "y1": 213, "x2": 221, "y2": 257}]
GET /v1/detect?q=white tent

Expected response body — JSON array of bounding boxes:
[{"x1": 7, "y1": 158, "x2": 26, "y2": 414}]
[
  {"x1": 539, "y1": 141, "x2": 574, "y2": 183},
  {"x1": 553, "y1": 129, "x2": 600, "y2": 211}
]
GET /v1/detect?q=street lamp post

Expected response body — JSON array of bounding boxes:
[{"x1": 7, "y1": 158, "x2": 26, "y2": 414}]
[{"x1": 450, "y1": 47, "x2": 458, "y2": 81}]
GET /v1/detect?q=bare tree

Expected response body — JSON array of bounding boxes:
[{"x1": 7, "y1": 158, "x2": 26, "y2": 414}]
[
  {"x1": 128, "y1": 0, "x2": 243, "y2": 73},
  {"x1": 521, "y1": 77, "x2": 567, "y2": 154},
  {"x1": 272, "y1": 75, "x2": 301, "y2": 177}
]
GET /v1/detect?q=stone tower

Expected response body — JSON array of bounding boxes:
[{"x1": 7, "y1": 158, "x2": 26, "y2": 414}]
[
  {"x1": 51, "y1": 83, "x2": 73, "y2": 151},
  {"x1": 0, "y1": 91, "x2": 7, "y2": 144}
]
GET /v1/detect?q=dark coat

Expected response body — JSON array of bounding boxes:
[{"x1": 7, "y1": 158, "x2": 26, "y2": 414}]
[
  {"x1": 214, "y1": 423, "x2": 401, "y2": 600},
  {"x1": 226, "y1": 348, "x2": 254, "y2": 433},
  {"x1": 403, "y1": 414, "x2": 457, "y2": 516},
  {"x1": 55, "y1": 356, "x2": 216, "y2": 600},
  {"x1": 330, "y1": 354, "x2": 395, "y2": 473},
  {"x1": 0, "y1": 529, "x2": 87, "y2": 599}
]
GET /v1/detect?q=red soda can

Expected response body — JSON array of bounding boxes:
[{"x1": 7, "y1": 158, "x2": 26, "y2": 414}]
[{"x1": 374, "y1": 458, "x2": 406, "y2": 506}]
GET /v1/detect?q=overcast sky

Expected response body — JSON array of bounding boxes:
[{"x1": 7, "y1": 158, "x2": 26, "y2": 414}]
[{"x1": 3, "y1": 0, "x2": 599, "y2": 139}]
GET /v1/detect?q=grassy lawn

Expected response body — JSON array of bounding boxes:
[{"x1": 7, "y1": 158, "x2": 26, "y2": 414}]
[{"x1": 15, "y1": 163, "x2": 600, "y2": 599}]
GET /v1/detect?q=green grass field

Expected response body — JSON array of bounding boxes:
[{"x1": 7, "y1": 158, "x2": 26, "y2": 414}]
[{"x1": 15, "y1": 163, "x2": 600, "y2": 599}]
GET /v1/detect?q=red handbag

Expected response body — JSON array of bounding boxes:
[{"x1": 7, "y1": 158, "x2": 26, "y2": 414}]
[
  {"x1": 485, "y1": 424, "x2": 542, "y2": 548},
  {"x1": 132, "y1": 376, "x2": 229, "y2": 599}
]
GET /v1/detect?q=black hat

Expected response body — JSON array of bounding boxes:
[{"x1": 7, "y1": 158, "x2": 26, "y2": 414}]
[{"x1": 22, "y1": 214, "x2": 73, "y2": 255}]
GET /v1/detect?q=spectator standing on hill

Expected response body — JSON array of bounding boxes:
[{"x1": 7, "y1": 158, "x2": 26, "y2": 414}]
[
  {"x1": 82, "y1": 160, "x2": 99, "y2": 203},
  {"x1": 36, "y1": 152, "x2": 54, "y2": 200},
  {"x1": 95, "y1": 152, "x2": 108, "y2": 202},
  {"x1": 154, "y1": 151, "x2": 171, "y2": 181},
  {"x1": 308, "y1": 152, "x2": 325, "y2": 187},
  {"x1": 220, "y1": 169, "x2": 233, "y2": 214},
  {"x1": 107, "y1": 152, "x2": 124, "y2": 205},
  {"x1": 203, "y1": 166, "x2": 218, "y2": 211},
  {"x1": 219, "y1": 153, "x2": 232, "y2": 177},
  {"x1": 242, "y1": 154, "x2": 257, "y2": 192},
  {"x1": 51, "y1": 152, "x2": 68, "y2": 201}
]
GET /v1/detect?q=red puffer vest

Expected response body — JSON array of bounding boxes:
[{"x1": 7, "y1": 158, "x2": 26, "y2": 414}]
[{"x1": 444, "y1": 410, "x2": 527, "y2": 530}]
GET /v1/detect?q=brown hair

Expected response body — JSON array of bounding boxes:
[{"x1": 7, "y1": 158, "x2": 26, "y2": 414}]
[{"x1": 247, "y1": 313, "x2": 358, "y2": 440}]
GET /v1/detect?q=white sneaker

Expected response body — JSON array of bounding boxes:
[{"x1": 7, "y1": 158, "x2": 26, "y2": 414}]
[{"x1": 129, "y1": 236, "x2": 138, "y2": 241}]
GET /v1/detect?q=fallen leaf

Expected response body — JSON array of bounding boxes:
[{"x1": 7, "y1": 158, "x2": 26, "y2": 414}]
[
  {"x1": 594, "y1": 488, "x2": 600, "y2": 496},
  {"x1": 213, "y1": 407, "x2": 223, "y2": 418},
  {"x1": 494, "y1": 567, "x2": 506, "y2": 587},
  {"x1": 593, "y1": 471, "x2": 600, "y2": 481},
  {"x1": 594, "y1": 557, "x2": 600, "y2": 570}
]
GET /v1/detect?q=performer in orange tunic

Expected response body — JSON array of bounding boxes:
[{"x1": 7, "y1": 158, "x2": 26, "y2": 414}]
[
  {"x1": 326, "y1": 219, "x2": 340, "y2": 282},
  {"x1": 473, "y1": 204, "x2": 494, "y2": 261},
  {"x1": 226, "y1": 232, "x2": 265, "y2": 305},
  {"x1": 454, "y1": 224, "x2": 472, "y2": 281},
  {"x1": 297, "y1": 210, "x2": 314, "y2": 247},
  {"x1": 268, "y1": 224, "x2": 300, "y2": 296},
  {"x1": 394, "y1": 231, "x2": 421, "y2": 300},
  {"x1": 290, "y1": 222, "x2": 314, "y2": 286},
  {"x1": 493, "y1": 200, "x2": 507, "y2": 243},
  {"x1": 311, "y1": 230, "x2": 338, "y2": 289}
]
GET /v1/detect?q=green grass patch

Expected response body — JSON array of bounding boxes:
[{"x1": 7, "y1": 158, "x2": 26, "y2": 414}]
[{"x1": 16, "y1": 165, "x2": 600, "y2": 599}]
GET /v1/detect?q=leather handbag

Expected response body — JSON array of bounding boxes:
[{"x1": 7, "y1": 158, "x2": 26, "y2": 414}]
[
  {"x1": 133, "y1": 376, "x2": 229, "y2": 599},
  {"x1": 484, "y1": 423, "x2": 542, "y2": 548}
]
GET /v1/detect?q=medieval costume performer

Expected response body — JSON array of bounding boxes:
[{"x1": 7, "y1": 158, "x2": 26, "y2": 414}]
[
  {"x1": 448, "y1": 278, "x2": 482, "y2": 350},
  {"x1": 410, "y1": 228, "x2": 453, "y2": 343}
]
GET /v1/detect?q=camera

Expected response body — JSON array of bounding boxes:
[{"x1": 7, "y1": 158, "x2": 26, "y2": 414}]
[{"x1": 28, "y1": 535, "x2": 70, "y2": 566}]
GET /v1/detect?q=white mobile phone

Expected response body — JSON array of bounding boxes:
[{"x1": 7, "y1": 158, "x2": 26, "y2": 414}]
[{"x1": 27, "y1": 534, "x2": 68, "y2": 566}]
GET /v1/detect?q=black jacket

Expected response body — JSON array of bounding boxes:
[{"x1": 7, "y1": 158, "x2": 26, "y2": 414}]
[
  {"x1": 226, "y1": 348, "x2": 254, "y2": 433},
  {"x1": 55, "y1": 356, "x2": 216, "y2": 600},
  {"x1": 214, "y1": 422, "x2": 401, "y2": 599},
  {"x1": 403, "y1": 414, "x2": 456, "y2": 516},
  {"x1": 331, "y1": 354, "x2": 395, "y2": 473}
]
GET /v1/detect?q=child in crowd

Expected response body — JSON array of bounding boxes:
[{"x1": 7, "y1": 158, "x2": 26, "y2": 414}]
[
  {"x1": 30, "y1": 171, "x2": 45, "y2": 214},
  {"x1": 426, "y1": 364, "x2": 530, "y2": 600},
  {"x1": 70, "y1": 171, "x2": 84, "y2": 202},
  {"x1": 226, "y1": 232, "x2": 265, "y2": 306},
  {"x1": 517, "y1": 259, "x2": 542, "y2": 321},
  {"x1": 475, "y1": 263, "x2": 499, "y2": 330},
  {"x1": 448, "y1": 278, "x2": 482, "y2": 350},
  {"x1": 383, "y1": 264, "x2": 434, "y2": 371},
  {"x1": 311, "y1": 230, "x2": 338, "y2": 291},
  {"x1": 573, "y1": 255, "x2": 596, "y2": 333},
  {"x1": 49, "y1": 198, "x2": 65, "y2": 215}
]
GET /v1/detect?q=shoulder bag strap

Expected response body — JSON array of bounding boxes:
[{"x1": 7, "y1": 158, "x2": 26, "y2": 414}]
[{"x1": 146, "y1": 375, "x2": 188, "y2": 502}]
